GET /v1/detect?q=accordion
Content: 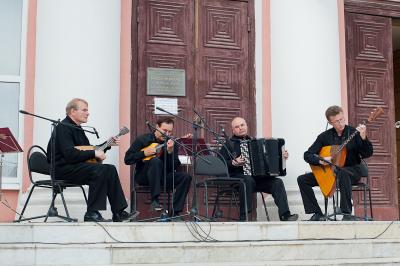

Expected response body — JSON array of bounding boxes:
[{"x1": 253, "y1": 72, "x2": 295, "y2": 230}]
[{"x1": 242, "y1": 138, "x2": 286, "y2": 177}]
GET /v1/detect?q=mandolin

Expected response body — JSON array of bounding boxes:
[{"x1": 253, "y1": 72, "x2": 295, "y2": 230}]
[
  {"x1": 310, "y1": 107, "x2": 383, "y2": 197},
  {"x1": 75, "y1": 126, "x2": 129, "y2": 163},
  {"x1": 141, "y1": 133, "x2": 191, "y2": 161}
]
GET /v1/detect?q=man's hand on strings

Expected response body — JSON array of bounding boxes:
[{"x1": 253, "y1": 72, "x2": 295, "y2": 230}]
[
  {"x1": 356, "y1": 124, "x2": 367, "y2": 140},
  {"x1": 166, "y1": 139, "x2": 174, "y2": 154},
  {"x1": 319, "y1": 156, "x2": 332, "y2": 166},
  {"x1": 143, "y1": 146, "x2": 157, "y2": 157},
  {"x1": 109, "y1": 136, "x2": 120, "y2": 146}
]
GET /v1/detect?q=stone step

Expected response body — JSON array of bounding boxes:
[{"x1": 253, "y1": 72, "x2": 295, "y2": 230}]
[
  {"x1": 3, "y1": 221, "x2": 400, "y2": 243},
  {"x1": 1, "y1": 239, "x2": 399, "y2": 265},
  {"x1": 1, "y1": 222, "x2": 400, "y2": 265}
]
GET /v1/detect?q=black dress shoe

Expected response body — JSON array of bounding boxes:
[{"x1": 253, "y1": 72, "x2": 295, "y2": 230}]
[
  {"x1": 281, "y1": 213, "x2": 299, "y2": 221},
  {"x1": 112, "y1": 210, "x2": 140, "y2": 222},
  {"x1": 309, "y1": 212, "x2": 325, "y2": 221},
  {"x1": 150, "y1": 200, "x2": 163, "y2": 211},
  {"x1": 342, "y1": 214, "x2": 357, "y2": 221},
  {"x1": 84, "y1": 211, "x2": 107, "y2": 222}
]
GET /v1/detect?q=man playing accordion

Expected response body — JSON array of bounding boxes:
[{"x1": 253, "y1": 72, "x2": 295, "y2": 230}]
[{"x1": 219, "y1": 117, "x2": 298, "y2": 221}]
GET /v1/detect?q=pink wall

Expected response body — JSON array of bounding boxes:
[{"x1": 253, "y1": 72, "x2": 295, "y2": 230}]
[
  {"x1": 337, "y1": 0, "x2": 349, "y2": 118},
  {"x1": 262, "y1": 0, "x2": 272, "y2": 137},
  {"x1": 0, "y1": 0, "x2": 37, "y2": 222},
  {"x1": 119, "y1": 0, "x2": 132, "y2": 198}
]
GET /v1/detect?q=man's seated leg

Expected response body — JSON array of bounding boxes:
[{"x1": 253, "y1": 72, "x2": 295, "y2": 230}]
[
  {"x1": 168, "y1": 171, "x2": 192, "y2": 216},
  {"x1": 145, "y1": 157, "x2": 164, "y2": 211},
  {"x1": 59, "y1": 163, "x2": 109, "y2": 222},
  {"x1": 297, "y1": 173, "x2": 325, "y2": 221},
  {"x1": 256, "y1": 176, "x2": 298, "y2": 221},
  {"x1": 234, "y1": 174, "x2": 255, "y2": 221},
  {"x1": 77, "y1": 163, "x2": 132, "y2": 222}
]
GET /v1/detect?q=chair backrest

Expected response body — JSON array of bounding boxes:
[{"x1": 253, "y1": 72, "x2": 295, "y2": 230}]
[
  {"x1": 195, "y1": 149, "x2": 229, "y2": 178},
  {"x1": 27, "y1": 145, "x2": 50, "y2": 183}
]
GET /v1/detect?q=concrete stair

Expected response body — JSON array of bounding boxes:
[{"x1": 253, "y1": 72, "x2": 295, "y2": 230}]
[{"x1": 1, "y1": 221, "x2": 400, "y2": 265}]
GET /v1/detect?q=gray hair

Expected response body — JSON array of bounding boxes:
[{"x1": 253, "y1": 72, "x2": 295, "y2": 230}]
[{"x1": 65, "y1": 98, "x2": 88, "y2": 115}]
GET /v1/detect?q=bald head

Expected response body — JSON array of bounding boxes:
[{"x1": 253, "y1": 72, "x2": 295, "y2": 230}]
[{"x1": 231, "y1": 117, "x2": 248, "y2": 137}]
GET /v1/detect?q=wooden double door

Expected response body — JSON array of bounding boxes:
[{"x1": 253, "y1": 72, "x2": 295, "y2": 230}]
[
  {"x1": 345, "y1": 1, "x2": 399, "y2": 219},
  {"x1": 131, "y1": 0, "x2": 255, "y2": 140}
]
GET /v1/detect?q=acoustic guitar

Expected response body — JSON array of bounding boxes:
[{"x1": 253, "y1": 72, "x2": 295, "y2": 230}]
[
  {"x1": 141, "y1": 133, "x2": 191, "y2": 161},
  {"x1": 310, "y1": 107, "x2": 383, "y2": 198},
  {"x1": 75, "y1": 126, "x2": 129, "y2": 163}
]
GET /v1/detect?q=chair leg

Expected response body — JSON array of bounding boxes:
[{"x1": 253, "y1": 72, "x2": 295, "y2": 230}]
[
  {"x1": 14, "y1": 185, "x2": 49, "y2": 223},
  {"x1": 260, "y1": 193, "x2": 270, "y2": 221},
  {"x1": 231, "y1": 189, "x2": 240, "y2": 220},
  {"x1": 363, "y1": 186, "x2": 368, "y2": 220},
  {"x1": 212, "y1": 187, "x2": 221, "y2": 220},
  {"x1": 79, "y1": 186, "x2": 88, "y2": 204},
  {"x1": 204, "y1": 183, "x2": 209, "y2": 218},
  {"x1": 368, "y1": 186, "x2": 373, "y2": 219},
  {"x1": 16, "y1": 185, "x2": 36, "y2": 221},
  {"x1": 59, "y1": 189, "x2": 71, "y2": 218}
]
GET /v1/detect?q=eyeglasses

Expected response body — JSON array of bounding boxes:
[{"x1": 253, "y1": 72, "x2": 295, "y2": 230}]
[{"x1": 330, "y1": 118, "x2": 345, "y2": 125}]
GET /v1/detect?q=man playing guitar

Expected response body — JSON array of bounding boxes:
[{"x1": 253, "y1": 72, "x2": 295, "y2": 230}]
[
  {"x1": 124, "y1": 117, "x2": 192, "y2": 217},
  {"x1": 297, "y1": 105, "x2": 373, "y2": 221},
  {"x1": 47, "y1": 98, "x2": 135, "y2": 222}
]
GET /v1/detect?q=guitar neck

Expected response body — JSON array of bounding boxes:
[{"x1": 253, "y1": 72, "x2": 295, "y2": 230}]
[
  {"x1": 97, "y1": 133, "x2": 122, "y2": 151},
  {"x1": 336, "y1": 120, "x2": 368, "y2": 155}
]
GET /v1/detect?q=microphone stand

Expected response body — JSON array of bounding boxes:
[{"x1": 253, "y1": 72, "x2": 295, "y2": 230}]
[
  {"x1": 155, "y1": 107, "x2": 236, "y2": 219},
  {"x1": 19, "y1": 110, "x2": 97, "y2": 222},
  {"x1": 314, "y1": 155, "x2": 360, "y2": 221},
  {"x1": 145, "y1": 122, "x2": 197, "y2": 221},
  {"x1": 192, "y1": 108, "x2": 236, "y2": 161},
  {"x1": 156, "y1": 107, "x2": 220, "y2": 219}
]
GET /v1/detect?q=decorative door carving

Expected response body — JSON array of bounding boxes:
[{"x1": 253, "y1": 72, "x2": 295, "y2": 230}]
[
  {"x1": 131, "y1": 0, "x2": 255, "y2": 219},
  {"x1": 133, "y1": 0, "x2": 255, "y2": 141},
  {"x1": 345, "y1": 12, "x2": 399, "y2": 220}
]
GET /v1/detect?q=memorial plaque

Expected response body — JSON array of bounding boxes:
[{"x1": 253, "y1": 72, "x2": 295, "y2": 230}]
[{"x1": 147, "y1": 67, "x2": 185, "y2": 96}]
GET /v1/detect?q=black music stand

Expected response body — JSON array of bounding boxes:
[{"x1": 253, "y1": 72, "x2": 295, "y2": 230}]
[
  {"x1": 177, "y1": 137, "x2": 209, "y2": 157},
  {"x1": 0, "y1": 128, "x2": 23, "y2": 200}
]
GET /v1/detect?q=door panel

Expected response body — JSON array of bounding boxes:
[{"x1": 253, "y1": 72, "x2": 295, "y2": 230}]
[
  {"x1": 346, "y1": 12, "x2": 399, "y2": 220},
  {"x1": 137, "y1": 0, "x2": 195, "y2": 138},
  {"x1": 132, "y1": 0, "x2": 255, "y2": 219},
  {"x1": 197, "y1": 0, "x2": 252, "y2": 141},
  {"x1": 135, "y1": 0, "x2": 254, "y2": 140}
]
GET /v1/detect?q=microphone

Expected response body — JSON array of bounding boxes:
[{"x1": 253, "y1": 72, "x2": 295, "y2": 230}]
[
  {"x1": 93, "y1": 128, "x2": 99, "y2": 139},
  {"x1": 146, "y1": 121, "x2": 154, "y2": 132},
  {"x1": 396, "y1": 121, "x2": 400, "y2": 128},
  {"x1": 221, "y1": 126, "x2": 227, "y2": 137},
  {"x1": 19, "y1": 110, "x2": 30, "y2": 115},
  {"x1": 221, "y1": 126, "x2": 237, "y2": 158},
  {"x1": 81, "y1": 125, "x2": 99, "y2": 138},
  {"x1": 155, "y1": 106, "x2": 167, "y2": 113}
]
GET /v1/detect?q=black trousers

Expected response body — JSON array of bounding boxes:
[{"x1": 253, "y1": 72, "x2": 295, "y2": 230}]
[
  {"x1": 57, "y1": 163, "x2": 128, "y2": 213},
  {"x1": 136, "y1": 157, "x2": 192, "y2": 213},
  {"x1": 297, "y1": 164, "x2": 364, "y2": 214},
  {"x1": 232, "y1": 174, "x2": 290, "y2": 217}
]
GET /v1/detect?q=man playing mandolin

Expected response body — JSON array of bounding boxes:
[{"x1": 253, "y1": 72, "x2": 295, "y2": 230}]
[
  {"x1": 124, "y1": 117, "x2": 192, "y2": 217},
  {"x1": 47, "y1": 98, "x2": 135, "y2": 222},
  {"x1": 297, "y1": 105, "x2": 373, "y2": 221}
]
